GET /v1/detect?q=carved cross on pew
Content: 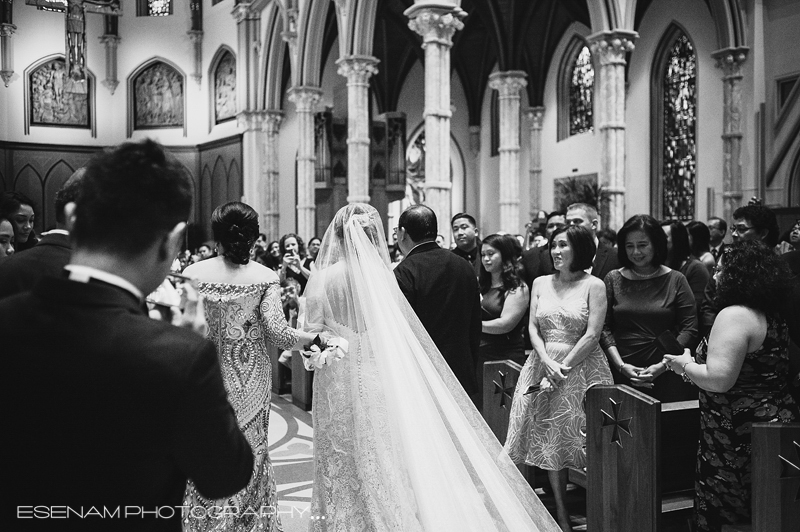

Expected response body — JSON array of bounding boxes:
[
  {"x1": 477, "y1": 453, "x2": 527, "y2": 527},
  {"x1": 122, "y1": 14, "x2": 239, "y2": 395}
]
[
  {"x1": 778, "y1": 440, "x2": 800, "y2": 501},
  {"x1": 26, "y1": 1, "x2": 121, "y2": 82},
  {"x1": 600, "y1": 397, "x2": 633, "y2": 448},
  {"x1": 492, "y1": 371, "x2": 515, "y2": 409}
]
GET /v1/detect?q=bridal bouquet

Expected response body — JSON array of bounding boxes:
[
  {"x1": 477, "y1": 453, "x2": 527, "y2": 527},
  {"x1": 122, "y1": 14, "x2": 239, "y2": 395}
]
[{"x1": 300, "y1": 334, "x2": 349, "y2": 371}]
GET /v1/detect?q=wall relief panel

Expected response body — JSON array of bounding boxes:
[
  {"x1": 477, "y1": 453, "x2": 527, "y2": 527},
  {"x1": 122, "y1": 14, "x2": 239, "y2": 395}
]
[
  {"x1": 214, "y1": 52, "x2": 236, "y2": 124},
  {"x1": 133, "y1": 62, "x2": 184, "y2": 129},
  {"x1": 29, "y1": 58, "x2": 90, "y2": 128}
]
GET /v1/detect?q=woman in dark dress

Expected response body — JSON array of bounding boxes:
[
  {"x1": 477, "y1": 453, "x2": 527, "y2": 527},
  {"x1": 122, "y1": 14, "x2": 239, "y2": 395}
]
[
  {"x1": 477, "y1": 234, "x2": 529, "y2": 396},
  {"x1": 662, "y1": 220, "x2": 710, "y2": 314},
  {"x1": 665, "y1": 241, "x2": 799, "y2": 532},
  {"x1": 0, "y1": 191, "x2": 38, "y2": 253},
  {"x1": 601, "y1": 214, "x2": 698, "y2": 402}
]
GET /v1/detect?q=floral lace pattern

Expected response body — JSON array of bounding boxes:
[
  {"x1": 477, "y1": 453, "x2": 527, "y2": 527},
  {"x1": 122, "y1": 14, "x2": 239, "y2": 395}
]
[
  {"x1": 504, "y1": 278, "x2": 612, "y2": 470},
  {"x1": 694, "y1": 316, "x2": 799, "y2": 531},
  {"x1": 184, "y1": 281, "x2": 296, "y2": 532}
]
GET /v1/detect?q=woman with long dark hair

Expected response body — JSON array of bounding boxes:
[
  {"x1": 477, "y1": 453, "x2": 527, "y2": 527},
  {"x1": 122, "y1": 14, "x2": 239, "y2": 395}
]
[
  {"x1": 182, "y1": 202, "x2": 319, "y2": 532},
  {"x1": 662, "y1": 220, "x2": 710, "y2": 313},
  {"x1": 477, "y1": 233, "x2": 530, "y2": 396},
  {"x1": 0, "y1": 192, "x2": 37, "y2": 253},
  {"x1": 687, "y1": 220, "x2": 716, "y2": 274},
  {"x1": 665, "y1": 241, "x2": 799, "y2": 531},
  {"x1": 279, "y1": 232, "x2": 311, "y2": 294}
]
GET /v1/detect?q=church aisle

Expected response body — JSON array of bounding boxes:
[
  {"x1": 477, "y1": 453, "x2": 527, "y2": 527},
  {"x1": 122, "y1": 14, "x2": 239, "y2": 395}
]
[{"x1": 268, "y1": 395, "x2": 314, "y2": 532}]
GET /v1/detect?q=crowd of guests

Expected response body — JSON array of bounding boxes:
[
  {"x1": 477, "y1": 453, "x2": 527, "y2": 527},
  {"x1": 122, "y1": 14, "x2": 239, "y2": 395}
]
[{"x1": 2, "y1": 167, "x2": 798, "y2": 532}]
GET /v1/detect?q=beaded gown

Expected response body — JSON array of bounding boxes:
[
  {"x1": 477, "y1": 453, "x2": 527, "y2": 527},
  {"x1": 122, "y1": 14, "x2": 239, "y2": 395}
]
[
  {"x1": 183, "y1": 281, "x2": 298, "y2": 532},
  {"x1": 694, "y1": 315, "x2": 799, "y2": 531},
  {"x1": 504, "y1": 276, "x2": 612, "y2": 470}
]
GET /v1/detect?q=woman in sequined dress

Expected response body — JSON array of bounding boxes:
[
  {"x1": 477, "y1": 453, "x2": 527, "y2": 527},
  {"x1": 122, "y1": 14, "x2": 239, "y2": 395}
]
[
  {"x1": 665, "y1": 241, "x2": 799, "y2": 531},
  {"x1": 182, "y1": 202, "x2": 320, "y2": 532}
]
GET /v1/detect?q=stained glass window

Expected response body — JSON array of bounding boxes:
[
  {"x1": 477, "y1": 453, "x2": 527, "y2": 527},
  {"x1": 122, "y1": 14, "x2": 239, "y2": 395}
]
[
  {"x1": 661, "y1": 34, "x2": 696, "y2": 221},
  {"x1": 148, "y1": 0, "x2": 170, "y2": 16},
  {"x1": 569, "y1": 46, "x2": 594, "y2": 136}
]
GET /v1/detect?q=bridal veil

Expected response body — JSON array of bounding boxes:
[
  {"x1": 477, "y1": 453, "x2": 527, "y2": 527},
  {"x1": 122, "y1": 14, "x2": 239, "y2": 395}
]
[{"x1": 304, "y1": 203, "x2": 559, "y2": 532}]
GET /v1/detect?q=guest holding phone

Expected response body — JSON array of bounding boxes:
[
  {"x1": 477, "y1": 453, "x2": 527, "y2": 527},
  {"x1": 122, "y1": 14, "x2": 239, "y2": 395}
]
[{"x1": 279, "y1": 233, "x2": 311, "y2": 294}]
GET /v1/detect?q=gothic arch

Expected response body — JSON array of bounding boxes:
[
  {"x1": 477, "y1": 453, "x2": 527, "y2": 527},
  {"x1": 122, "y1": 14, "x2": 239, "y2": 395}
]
[
  {"x1": 126, "y1": 57, "x2": 187, "y2": 137},
  {"x1": 13, "y1": 164, "x2": 44, "y2": 233},
  {"x1": 587, "y1": 0, "x2": 639, "y2": 33},
  {"x1": 43, "y1": 160, "x2": 75, "y2": 230},
  {"x1": 343, "y1": 0, "x2": 378, "y2": 58},
  {"x1": 557, "y1": 32, "x2": 594, "y2": 141},
  {"x1": 706, "y1": 0, "x2": 747, "y2": 50},
  {"x1": 209, "y1": 45, "x2": 237, "y2": 128},
  {"x1": 228, "y1": 159, "x2": 242, "y2": 201},
  {"x1": 295, "y1": 0, "x2": 331, "y2": 87},
  {"x1": 650, "y1": 22, "x2": 698, "y2": 220},
  {"x1": 261, "y1": 1, "x2": 287, "y2": 111}
]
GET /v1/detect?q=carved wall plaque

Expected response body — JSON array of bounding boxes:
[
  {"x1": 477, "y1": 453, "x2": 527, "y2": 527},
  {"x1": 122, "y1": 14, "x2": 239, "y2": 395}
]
[
  {"x1": 133, "y1": 61, "x2": 183, "y2": 128},
  {"x1": 29, "y1": 58, "x2": 90, "y2": 128}
]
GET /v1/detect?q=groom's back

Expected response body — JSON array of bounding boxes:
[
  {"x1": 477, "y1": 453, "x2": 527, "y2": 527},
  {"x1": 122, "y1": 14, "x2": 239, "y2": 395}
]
[{"x1": 394, "y1": 241, "x2": 481, "y2": 396}]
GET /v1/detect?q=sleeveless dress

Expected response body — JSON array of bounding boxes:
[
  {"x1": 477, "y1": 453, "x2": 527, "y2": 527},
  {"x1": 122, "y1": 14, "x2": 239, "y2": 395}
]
[
  {"x1": 183, "y1": 281, "x2": 298, "y2": 532},
  {"x1": 504, "y1": 276, "x2": 613, "y2": 470},
  {"x1": 694, "y1": 315, "x2": 799, "y2": 531}
]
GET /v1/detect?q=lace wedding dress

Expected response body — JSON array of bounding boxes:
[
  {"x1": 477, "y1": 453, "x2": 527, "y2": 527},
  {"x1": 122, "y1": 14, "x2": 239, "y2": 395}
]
[
  {"x1": 183, "y1": 282, "x2": 298, "y2": 532},
  {"x1": 303, "y1": 204, "x2": 559, "y2": 532}
]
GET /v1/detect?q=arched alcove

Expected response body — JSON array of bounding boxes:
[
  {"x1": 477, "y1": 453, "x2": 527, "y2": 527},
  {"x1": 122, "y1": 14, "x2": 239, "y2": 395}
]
[
  {"x1": 43, "y1": 160, "x2": 75, "y2": 230},
  {"x1": 209, "y1": 46, "x2": 236, "y2": 129},
  {"x1": 126, "y1": 57, "x2": 187, "y2": 137}
]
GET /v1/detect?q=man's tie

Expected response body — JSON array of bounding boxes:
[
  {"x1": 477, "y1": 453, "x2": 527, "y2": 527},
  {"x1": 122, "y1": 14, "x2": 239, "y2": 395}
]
[{"x1": 712, "y1": 248, "x2": 720, "y2": 261}]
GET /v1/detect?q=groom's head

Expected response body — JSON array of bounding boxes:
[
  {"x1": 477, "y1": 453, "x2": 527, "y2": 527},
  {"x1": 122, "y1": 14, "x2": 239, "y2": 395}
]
[{"x1": 397, "y1": 205, "x2": 437, "y2": 254}]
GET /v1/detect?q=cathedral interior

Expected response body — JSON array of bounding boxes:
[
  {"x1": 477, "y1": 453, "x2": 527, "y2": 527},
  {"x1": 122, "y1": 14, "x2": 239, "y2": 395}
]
[{"x1": 0, "y1": 0, "x2": 798, "y2": 246}]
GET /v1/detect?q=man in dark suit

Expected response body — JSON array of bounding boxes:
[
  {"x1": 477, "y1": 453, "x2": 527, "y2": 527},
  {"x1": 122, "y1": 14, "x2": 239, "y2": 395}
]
[
  {"x1": 394, "y1": 205, "x2": 482, "y2": 399},
  {"x1": 707, "y1": 216, "x2": 728, "y2": 262},
  {"x1": 520, "y1": 210, "x2": 565, "y2": 286},
  {"x1": 451, "y1": 212, "x2": 482, "y2": 276},
  {"x1": 565, "y1": 202, "x2": 619, "y2": 281},
  {"x1": 0, "y1": 168, "x2": 83, "y2": 299},
  {"x1": 3, "y1": 140, "x2": 253, "y2": 531}
]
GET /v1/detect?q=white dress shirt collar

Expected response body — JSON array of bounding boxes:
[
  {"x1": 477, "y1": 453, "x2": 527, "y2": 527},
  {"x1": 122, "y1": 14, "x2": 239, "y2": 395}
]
[{"x1": 64, "y1": 265, "x2": 144, "y2": 301}]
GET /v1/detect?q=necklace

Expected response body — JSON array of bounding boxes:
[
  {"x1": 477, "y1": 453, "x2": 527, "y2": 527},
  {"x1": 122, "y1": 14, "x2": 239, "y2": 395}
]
[{"x1": 631, "y1": 266, "x2": 660, "y2": 278}]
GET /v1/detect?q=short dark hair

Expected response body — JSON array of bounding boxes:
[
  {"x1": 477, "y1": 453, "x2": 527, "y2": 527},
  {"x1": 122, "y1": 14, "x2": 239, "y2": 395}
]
[
  {"x1": 0, "y1": 191, "x2": 36, "y2": 219},
  {"x1": 547, "y1": 211, "x2": 566, "y2": 222},
  {"x1": 660, "y1": 220, "x2": 692, "y2": 269},
  {"x1": 715, "y1": 240, "x2": 791, "y2": 314},
  {"x1": 54, "y1": 168, "x2": 86, "y2": 225},
  {"x1": 707, "y1": 217, "x2": 727, "y2": 233},
  {"x1": 450, "y1": 212, "x2": 477, "y2": 228},
  {"x1": 732, "y1": 205, "x2": 780, "y2": 247},
  {"x1": 550, "y1": 225, "x2": 596, "y2": 272},
  {"x1": 686, "y1": 221, "x2": 711, "y2": 256},
  {"x1": 279, "y1": 233, "x2": 307, "y2": 258},
  {"x1": 212, "y1": 202, "x2": 259, "y2": 265},
  {"x1": 479, "y1": 234, "x2": 524, "y2": 293},
  {"x1": 72, "y1": 139, "x2": 192, "y2": 257},
  {"x1": 400, "y1": 204, "x2": 437, "y2": 242},
  {"x1": 617, "y1": 214, "x2": 668, "y2": 268}
]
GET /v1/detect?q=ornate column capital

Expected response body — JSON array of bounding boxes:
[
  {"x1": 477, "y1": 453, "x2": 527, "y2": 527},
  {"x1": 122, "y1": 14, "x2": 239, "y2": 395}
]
[
  {"x1": 0, "y1": 22, "x2": 16, "y2": 38},
  {"x1": 712, "y1": 47, "x2": 749, "y2": 78},
  {"x1": 336, "y1": 55, "x2": 379, "y2": 83},
  {"x1": 238, "y1": 110, "x2": 268, "y2": 132},
  {"x1": 588, "y1": 30, "x2": 638, "y2": 65},
  {"x1": 262, "y1": 110, "x2": 284, "y2": 135},
  {"x1": 488, "y1": 70, "x2": 528, "y2": 96},
  {"x1": 524, "y1": 106, "x2": 545, "y2": 129},
  {"x1": 405, "y1": 4, "x2": 466, "y2": 47},
  {"x1": 187, "y1": 29, "x2": 203, "y2": 44},
  {"x1": 288, "y1": 86, "x2": 322, "y2": 111},
  {"x1": 232, "y1": 3, "x2": 259, "y2": 24},
  {"x1": 99, "y1": 34, "x2": 120, "y2": 47}
]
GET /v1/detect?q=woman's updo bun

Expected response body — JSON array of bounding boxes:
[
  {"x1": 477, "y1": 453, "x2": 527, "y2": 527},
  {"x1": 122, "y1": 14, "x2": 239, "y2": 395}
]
[{"x1": 211, "y1": 201, "x2": 259, "y2": 265}]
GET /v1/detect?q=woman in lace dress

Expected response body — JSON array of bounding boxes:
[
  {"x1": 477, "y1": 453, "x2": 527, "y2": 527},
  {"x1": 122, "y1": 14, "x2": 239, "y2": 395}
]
[
  {"x1": 504, "y1": 225, "x2": 612, "y2": 532},
  {"x1": 304, "y1": 204, "x2": 560, "y2": 532},
  {"x1": 182, "y1": 202, "x2": 320, "y2": 532}
]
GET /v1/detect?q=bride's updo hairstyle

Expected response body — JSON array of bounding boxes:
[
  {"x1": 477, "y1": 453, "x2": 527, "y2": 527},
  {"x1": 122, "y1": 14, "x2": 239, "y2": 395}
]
[{"x1": 211, "y1": 201, "x2": 259, "y2": 265}]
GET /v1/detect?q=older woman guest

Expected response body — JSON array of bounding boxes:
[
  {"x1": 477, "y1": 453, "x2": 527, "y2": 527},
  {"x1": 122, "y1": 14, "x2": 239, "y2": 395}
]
[
  {"x1": 0, "y1": 192, "x2": 37, "y2": 253},
  {"x1": 505, "y1": 225, "x2": 612, "y2": 532},
  {"x1": 665, "y1": 241, "x2": 799, "y2": 532},
  {"x1": 477, "y1": 234, "x2": 530, "y2": 397},
  {"x1": 601, "y1": 214, "x2": 698, "y2": 402},
  {"x1": 662, "y1": 220, "x2": 710, "y2": 313}
]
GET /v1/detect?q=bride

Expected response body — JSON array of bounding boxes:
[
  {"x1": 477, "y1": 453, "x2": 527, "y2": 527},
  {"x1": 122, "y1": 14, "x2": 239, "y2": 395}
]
[{"x1": 304, "y1": 203, "x2": 559, "y2": 531}]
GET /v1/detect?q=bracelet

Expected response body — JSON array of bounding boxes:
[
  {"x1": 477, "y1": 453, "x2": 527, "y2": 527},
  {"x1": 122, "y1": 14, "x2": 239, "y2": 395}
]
[
  {"x1": 618, "y1": 363, "x2": 627, "y2": 372},
  {"x1": 681, "y1": 360, "x2": 695, "y2": 384}
]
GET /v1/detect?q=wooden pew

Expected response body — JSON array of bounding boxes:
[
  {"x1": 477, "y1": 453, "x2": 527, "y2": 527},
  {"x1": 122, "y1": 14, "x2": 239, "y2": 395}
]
[
  {"x1": 291, "y1": 348, "x2": 314, "y2": 410},
  {"x1": 269, "y1": 342, "x2": 291, "y2": 395},
  {"x1": 483, "y1": 359, "x2": 524, "y2": 444},
  {"x1": 750, "y1": 422, "x2": 800, "y2": 532}
]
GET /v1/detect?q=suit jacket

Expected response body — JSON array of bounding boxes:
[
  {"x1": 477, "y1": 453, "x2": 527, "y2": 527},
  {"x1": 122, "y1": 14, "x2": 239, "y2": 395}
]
[
  {"x1": 592, "y1": 240, "x2": 620, "y2": 282},
  {"x1": 0, "y1": 231, "x2": 72, "y2": 299},
  {"x1": 4, "y1": 276, "x2": 253, "y2": 531},
  {"x1": 520, "y1": 245, "x2": 553, "y2": 287},
  {"x1": 394, "y1": 241, "x2": 482, "y2": 395}
]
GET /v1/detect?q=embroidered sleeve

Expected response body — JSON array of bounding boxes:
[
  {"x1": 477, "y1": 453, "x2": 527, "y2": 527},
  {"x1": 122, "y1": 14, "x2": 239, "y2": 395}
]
[{"x1": 260, "y1": 281, "x2": 300, "y2": 351}]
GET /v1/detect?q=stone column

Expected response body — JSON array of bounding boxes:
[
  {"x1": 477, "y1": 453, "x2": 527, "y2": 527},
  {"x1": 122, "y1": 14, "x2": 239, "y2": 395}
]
[
  {"x1": 589, "y1": 31, "x2": 636, "y2": 230},
  {"x1": 489, "y1": 71, "x2": 528, "y2": 232},
  {"x1": 713, "y1": 47, "x2": 748, "y2": 222},
  {"x1": 336, "y1": 55, "x2": 379, "y2": 204},
  {"x1": 288, "y1": 87, "x2": 322, "y2": 239},
  {"x1": 262, "y1": 110, "x2": 284, "y2": 240},
  {"x1": 239, "y1": 110, "x2": 267, "y2": 219},
  {"x1": 0, "y1": 22, "x2": 16, "y2": 87},
  {"x1": 406, "y1": 3, "x2": 466, "y2": 229},
  {"x1": 233, "y1": 3, "x2": 260, "y2": 113},
  {"x1": 524, "y1": 106, "x2": 545, "y2": 220}
]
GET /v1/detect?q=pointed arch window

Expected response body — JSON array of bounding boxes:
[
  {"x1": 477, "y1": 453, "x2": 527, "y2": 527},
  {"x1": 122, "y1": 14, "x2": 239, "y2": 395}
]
[
  {"x1": 558, "y1": 37, "x2": 594, "y2": 141},
  {"x1": 652, "y1": 28, "x2": 697, "y2": 221}
]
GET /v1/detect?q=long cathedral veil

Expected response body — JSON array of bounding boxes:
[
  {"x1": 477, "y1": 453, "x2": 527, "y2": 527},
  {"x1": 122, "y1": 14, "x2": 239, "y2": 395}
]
[{"x1": 304, "y1": 204, "x2": 559, "y2": 531}]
